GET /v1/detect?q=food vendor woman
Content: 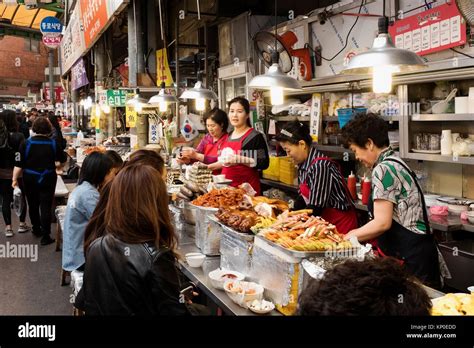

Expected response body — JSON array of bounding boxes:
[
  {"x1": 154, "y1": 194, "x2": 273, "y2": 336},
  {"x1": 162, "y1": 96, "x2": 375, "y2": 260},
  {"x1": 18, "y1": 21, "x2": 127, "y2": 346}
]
[
  {"x1": 341, "y1": 113, "x2": 440, "y2": 287},
  {"x1": 217, "y1": 97, "x2": 269, "y2": 195},
  {"x1": 275, "y1": 121, "x2": 358, "y2": 234},
  {"x1": 178, "y1": 108, "x2": 228, "y2": 174}
]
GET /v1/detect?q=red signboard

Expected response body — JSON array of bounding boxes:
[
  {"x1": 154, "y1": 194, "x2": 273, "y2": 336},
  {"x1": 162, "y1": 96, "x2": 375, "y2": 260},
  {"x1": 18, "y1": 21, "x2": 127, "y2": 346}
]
[
  {"x1": 44, "y1": 87, "x2": 65, "y2": 102},
  {"x1": 389, "y1": 3, "x2": 466, "y2": 56},
  {"x1": 42, "y1": 35, "x2": 62, "y2": 49},
  {"x1": 80, "y1": 0, "x2": 109, "y2": 49}
]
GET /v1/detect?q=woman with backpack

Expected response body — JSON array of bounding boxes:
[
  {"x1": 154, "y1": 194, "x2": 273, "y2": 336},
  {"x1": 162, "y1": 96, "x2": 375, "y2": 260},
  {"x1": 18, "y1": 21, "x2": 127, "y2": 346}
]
[
  {"x1": 0, "y1": 111, "x2": 30, "y2": 237},
  {"x1": 12, "y1": 117, "x2": 67, "y2": 245}
]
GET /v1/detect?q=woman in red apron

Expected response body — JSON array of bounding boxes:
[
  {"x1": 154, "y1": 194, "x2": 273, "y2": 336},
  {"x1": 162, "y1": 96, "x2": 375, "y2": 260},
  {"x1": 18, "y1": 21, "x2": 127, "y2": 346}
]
[
  {"x1": 218, "y1": 97, "x2": 269, "y2": 195},
  {"x1": 275, "y1": 122, "x2": 357, "y2": 234},
  {"x1": 178, "y1": 108, "x2": 228, "y2": 175},
  {"x1": 341, "y1": 113, "x2": 441, "y2": 288}
]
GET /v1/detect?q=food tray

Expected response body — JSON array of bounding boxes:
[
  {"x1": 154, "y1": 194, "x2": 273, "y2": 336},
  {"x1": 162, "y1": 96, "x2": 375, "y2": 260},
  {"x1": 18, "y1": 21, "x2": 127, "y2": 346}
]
[
  {"x1": 255, "y1": 234, "x2": 360, "y2": 259},
  {"x1": 210, "y1": 215, "x2": 255, "y2": 242}
]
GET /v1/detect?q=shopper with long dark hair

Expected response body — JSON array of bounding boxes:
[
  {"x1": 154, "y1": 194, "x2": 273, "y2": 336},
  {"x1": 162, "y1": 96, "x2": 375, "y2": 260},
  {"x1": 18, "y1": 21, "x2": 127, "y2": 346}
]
[
  {"x1": 0, "y1": 110, "x2": 29, "y2": 237},
  {"x1": 82, "y1": 165, "x2": 187, "y2": 315},
  {"x1": 62, "y1": 152, "x2": 114, "y2": 272},
  {"x1": 12, "y1": 117, "x2": 66, "y2": 245}
]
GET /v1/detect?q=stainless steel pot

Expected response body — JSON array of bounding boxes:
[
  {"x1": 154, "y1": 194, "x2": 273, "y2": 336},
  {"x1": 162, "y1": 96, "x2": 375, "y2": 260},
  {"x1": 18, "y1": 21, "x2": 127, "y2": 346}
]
[{"x1": 183, "y1": 201, "x2": 197, "y2": 225}]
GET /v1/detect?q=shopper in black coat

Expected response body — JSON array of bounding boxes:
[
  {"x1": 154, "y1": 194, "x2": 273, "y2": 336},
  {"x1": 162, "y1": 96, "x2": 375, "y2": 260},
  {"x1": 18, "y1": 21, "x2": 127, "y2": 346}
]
[
  {"x1": 82, "y1": 165, "x2": 188, "y2": 315},
  {"x1": 12, "y1": 117, "x2": 67, "y2": 245}
]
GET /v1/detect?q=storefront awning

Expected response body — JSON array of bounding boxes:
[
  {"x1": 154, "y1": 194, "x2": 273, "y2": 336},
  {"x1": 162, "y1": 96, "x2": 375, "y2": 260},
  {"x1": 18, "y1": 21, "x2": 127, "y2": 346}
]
[{"x1": 0, "y1": 3, "x2": 57, "y2": 30}]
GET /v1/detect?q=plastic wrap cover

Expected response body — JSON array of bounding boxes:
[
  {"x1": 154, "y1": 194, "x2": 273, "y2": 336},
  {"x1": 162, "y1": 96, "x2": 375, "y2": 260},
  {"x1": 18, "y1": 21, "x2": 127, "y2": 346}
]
[
  {"x1": 55, "y1": 205, "x2": 67, "y2": 232},
  {"x1": 250, "y1": 242, "x2": 304, "y2": 314},
  {"x1": 169, "y1": 204, "x2": 184, "y2": 232},
  {"x1": 195, "y1": 207, "x2": 221, "y2": 255},
  {"x1": 220, "y1": 230, "x2": 253, "y2": 276}
]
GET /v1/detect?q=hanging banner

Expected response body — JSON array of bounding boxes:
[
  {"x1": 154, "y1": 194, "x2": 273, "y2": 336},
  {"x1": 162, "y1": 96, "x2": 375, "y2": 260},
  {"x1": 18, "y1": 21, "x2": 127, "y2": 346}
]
[
  {"x1": 60, "y1": 3, "x2": 86, "y2": 74},
  {"x1": 156, "y1": 48, "x2": 174, "y2": 86},
  {"x1": 309, "y1": 93, "x2": 322, "y2": 142},
  {"x1": 80, "y1": 0, "x2": 109, "y2": 49},
  {"x1": 71, "y1": 58, "x2": 89, "y2": 91},
  {"x1": 126, "y1": 106, "x2": 137, "y2": 128},
  {"x1": 389, "y1": 3, "x2": 466, "y2": 56}
]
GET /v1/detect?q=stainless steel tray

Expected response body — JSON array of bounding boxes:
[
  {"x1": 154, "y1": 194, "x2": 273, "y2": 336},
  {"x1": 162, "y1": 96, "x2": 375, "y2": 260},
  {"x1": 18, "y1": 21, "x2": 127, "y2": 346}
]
[
  {"x1": 209, "y1": 215, "x2": 255, "y2": 242},
  {"x1": 255, "y1": 234, "x2": 360, "y2": 258}
]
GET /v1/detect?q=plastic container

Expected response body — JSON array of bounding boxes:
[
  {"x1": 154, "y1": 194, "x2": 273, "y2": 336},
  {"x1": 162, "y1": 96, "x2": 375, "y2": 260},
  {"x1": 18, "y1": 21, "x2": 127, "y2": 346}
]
[
  {"x1": 262, "y1": 157, "x2": 280, "y2": 181},
  {"x1": 361, "y1": 177, "x2": 371, "y2": 205},
  {"x1": 347, "y1": 171, "x2": 357, "y2": 201},
  {"x1": 279, "y1": 157, "x2": 297, "y2": 185},
  {"x1": 337, "y1": 108, "x2": 367, "y2": 128}
]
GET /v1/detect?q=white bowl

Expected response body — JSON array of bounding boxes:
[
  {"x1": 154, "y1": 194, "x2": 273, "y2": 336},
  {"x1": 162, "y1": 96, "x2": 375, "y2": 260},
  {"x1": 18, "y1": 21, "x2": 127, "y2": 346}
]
[
  {"x1": 466, "y1": 211, "x2": 474, "y2": 224},
  {"x1": 185, "y1": 252, "x2": 206, "y2": 268},
  {"x1": 224, "y1": 280, "x2": 264, "y2": 307},
  {"x1": 212, "y1": 174, "x2": 227, "y2": 183},
  {"x1": 208, "y1": 269, "x2": 245, "y2": 290},
  {"x1": 468, "y1": 286, "x2": 474, "y2": 293},
  {"x1": 246, "y1": 299, "x2": 275, "y2": 314},
  {"x1": 448, "y1": 204, "x2": 468, "y2": 215}
]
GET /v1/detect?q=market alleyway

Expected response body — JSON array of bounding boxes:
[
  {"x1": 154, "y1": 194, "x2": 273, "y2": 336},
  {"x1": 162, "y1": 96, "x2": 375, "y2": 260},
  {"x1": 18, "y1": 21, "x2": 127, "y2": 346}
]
[{"x1": 0, "y1": 212, "x2": 71, "y2": 315}]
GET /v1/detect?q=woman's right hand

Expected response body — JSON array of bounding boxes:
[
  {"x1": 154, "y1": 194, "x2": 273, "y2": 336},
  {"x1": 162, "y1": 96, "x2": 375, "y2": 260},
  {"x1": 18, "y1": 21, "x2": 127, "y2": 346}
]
[
  {"x1": 12, "y1": 180, "x2": 18, "y2": 189},
  {"x1": 181, "y1": 148, "x2": 196, "y2": 160}
]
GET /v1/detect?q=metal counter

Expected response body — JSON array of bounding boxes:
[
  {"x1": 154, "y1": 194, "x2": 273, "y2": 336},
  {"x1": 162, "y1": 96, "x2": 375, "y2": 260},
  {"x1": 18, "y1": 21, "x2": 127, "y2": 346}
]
[{"x1": 355, "y1": 200, "x2": 474, "y2": 233}]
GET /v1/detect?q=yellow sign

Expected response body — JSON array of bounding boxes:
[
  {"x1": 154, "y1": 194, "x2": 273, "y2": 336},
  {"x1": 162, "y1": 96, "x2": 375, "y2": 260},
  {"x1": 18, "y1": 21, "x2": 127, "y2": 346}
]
[
  {"x1": 126, "y1": 106, "x2": 137, "y2": 128},
  {"x1": 156, "y1": 48, "x2": 174, "y2": 86}
]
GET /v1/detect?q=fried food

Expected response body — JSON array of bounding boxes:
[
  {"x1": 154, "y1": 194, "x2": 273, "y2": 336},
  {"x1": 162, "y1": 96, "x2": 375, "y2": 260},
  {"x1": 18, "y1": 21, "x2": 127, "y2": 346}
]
[{"x1": 191, "y1": 188, "x2": 245, "y2": 208}]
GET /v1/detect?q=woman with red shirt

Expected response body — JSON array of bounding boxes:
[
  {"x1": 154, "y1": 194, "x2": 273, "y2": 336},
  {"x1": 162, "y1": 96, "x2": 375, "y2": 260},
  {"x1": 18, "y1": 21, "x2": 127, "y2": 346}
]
[
  {"x1": 216, "y1": 97, "x2": 269, "y2": 195},
  {"x1": 178, "y1": 108, "x2": 228, "y2": 174}
]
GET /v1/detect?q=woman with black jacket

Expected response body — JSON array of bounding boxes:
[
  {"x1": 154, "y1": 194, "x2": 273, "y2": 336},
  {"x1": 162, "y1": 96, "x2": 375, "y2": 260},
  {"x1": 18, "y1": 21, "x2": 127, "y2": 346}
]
[
  {"x1": 12, "y1": 117, "x2": 67, "y2": 245},
  {"x1": 82, "y1": 164, "x2": 188, "y2": 315},
  {"x1": 0, "y1": 111, "x2": 29, "y2": 237}
]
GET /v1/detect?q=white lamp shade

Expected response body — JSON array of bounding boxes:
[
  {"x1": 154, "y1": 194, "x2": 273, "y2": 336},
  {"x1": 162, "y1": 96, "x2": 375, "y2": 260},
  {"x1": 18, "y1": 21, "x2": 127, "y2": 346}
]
[
  {"x1": 248, "y1": 63, "x2": 302, "y2": 91},
  {"x1": 179, "y1": 81, "x2": 217, "y2": 100}
]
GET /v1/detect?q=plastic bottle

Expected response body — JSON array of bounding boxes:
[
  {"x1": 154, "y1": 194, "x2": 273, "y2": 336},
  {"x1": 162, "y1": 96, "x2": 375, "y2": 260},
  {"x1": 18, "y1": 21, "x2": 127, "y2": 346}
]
[
  {"x1": 76, "y1": 130, "x2": 84, "y2": 148},
  {"x1": 361, "y1": 176, "x2": 372, "y2": 205},
  {"x1": 347, "y1": 171, "x2": 357, "y2": 201}
]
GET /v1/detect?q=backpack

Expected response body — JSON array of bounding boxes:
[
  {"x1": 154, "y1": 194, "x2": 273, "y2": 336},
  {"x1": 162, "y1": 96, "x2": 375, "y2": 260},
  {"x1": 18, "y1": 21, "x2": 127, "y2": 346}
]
[{"x1": 0, "y1": 119, "x2": 11, "y2": 150}]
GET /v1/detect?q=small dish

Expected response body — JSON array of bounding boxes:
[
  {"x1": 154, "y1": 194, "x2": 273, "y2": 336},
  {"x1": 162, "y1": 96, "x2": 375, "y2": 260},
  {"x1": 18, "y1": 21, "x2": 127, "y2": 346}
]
[
  {"x1": 224, "y1": 280, "x2": 264, "y2": 307},
  {"x1": 185, "y1": 252, "x2": 206, "y2": 268},
  {"x1": 247, "y1": 299, "x2": 275, "y2": 314},
  {"x1": 208, "y1": 269, "x2": 245, "y2": 290},
  {"x1": 466, "y1": 211, "x2": 474, "y2": 224},
  {"x1": 467, "y1": 286, "x2": 474, "y2": 293}
]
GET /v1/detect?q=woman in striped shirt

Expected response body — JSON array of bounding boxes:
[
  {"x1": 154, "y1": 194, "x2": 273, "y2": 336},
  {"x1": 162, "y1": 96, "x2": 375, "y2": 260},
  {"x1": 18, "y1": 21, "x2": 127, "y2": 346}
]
[{"x1": 276, "y1": 122, "x2": 358, "y2": 234}]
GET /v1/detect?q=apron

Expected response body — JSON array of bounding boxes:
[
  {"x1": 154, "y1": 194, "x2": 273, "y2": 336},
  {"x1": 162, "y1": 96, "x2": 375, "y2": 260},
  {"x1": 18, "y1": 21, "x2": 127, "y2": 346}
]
[
  {"x1": 203, "y1": 134, "x2": 227, "y2": 175},
  {"x1": 368, "y1": 157, "x2": 441, "y2": 288},
  {"x1": 221, "y1": 129, "x2": 261, "y2": 195},
  {"x1": 300, "y1": 156, "x2": 358, "y2": 234}
]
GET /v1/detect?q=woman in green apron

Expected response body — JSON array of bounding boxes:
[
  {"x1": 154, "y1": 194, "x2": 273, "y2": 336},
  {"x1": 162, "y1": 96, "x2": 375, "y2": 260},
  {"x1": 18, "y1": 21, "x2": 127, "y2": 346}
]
[{"x1": 342, "y1": 113, "x2": 441, "y2": 288}]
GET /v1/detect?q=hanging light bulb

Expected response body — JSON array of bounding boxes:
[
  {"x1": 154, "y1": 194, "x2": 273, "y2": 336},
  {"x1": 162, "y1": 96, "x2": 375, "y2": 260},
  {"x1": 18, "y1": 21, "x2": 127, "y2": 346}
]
[
  {"x1": 135, "y1": 102, "x2": 143, "y2": 113},
  {"x1": 159, "y1": 101, "x2": 168, "y2": 112},
  {"x1": 342, "y1": 9, "x2": 426, "y2": 92},
  {"x1": 149, "y1": 83, "x2": 178, "y2": 113},
  {"x1": 102, "y1": 104, "x2": 111, "y2": 114},
  {"x1": 372, "y1": 65, "x2": 394, "y2": 94},
  {"x1": 179, "y1": 81, "x2": 217, "y2": 110},
  {"x1": 195, "y1": 98, "x2": 206, "y2": 111},
  {"x1": 270, "y1": 87, "x2": 284, "y2": 105},
  {"x1": 94, "y1": 105, "x2": 101, "y2": 117},
  {"x1": 84, "y1": 96, "x2": 93, "y2": 110}
]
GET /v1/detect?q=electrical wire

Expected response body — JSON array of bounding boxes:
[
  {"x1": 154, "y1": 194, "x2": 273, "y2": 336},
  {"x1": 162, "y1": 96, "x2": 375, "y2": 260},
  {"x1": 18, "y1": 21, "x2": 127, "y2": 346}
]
[
  {"x1": 312, "y1": 0, "x2": 366, "y2": 62},
  {"x1": 450, "y1": 47, "x2": 474, "y2": 59}
]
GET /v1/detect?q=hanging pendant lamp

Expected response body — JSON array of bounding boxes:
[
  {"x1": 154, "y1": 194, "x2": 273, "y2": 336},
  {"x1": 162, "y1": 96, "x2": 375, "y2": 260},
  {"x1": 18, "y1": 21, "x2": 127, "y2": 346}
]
[
  {"x1": 248, "y1": 0, "x2": 302, "y2": 105},
  {"x1": 149, "y1": 83, "x2": 179, "y2": 112},
  {"x1": 342, "y1": 2, "x2": 426, "y2": 93},
  {"x1": 179, "y1": 81, "x2": 217, "y2": 111}
]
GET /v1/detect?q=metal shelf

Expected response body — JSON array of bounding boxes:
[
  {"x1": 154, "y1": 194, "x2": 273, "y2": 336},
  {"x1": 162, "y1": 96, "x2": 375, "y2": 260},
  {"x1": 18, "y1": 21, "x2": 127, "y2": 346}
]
[
  {"x1": 322, "y1": 115, "x2": 399, "y2": 122},
  {"x1": 405, "y1": 152, "x2": 474, "y2": 165},
  {"x1": 271, "y1": 115, "x2": 311, "y2": 122},
  {"x1": 260, "y1": 179, "x2": 298, "y2": 193},
  {"x1": 313, "y1": 144, "x2": 352, "y2": 154},
  {"x1": 411, "y1": 114, "x2": 474, "y2": 121}
]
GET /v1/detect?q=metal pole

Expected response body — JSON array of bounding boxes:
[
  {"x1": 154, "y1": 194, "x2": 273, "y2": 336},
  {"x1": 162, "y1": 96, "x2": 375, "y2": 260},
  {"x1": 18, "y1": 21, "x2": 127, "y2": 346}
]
[
  {"x1": 128, "y1": 1, "x2": 137, "y2": 87},
  {"x1": 48, "y1": 49, "x2": 55, "y2": 105},
  {"x1": 135, "y1": 0, "x2": 145, "y2": 75}
]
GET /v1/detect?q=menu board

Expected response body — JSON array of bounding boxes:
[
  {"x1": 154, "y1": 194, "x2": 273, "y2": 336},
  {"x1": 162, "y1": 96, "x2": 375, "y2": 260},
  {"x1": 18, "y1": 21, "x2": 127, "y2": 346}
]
[{"x1": 389, "y1": 3, "x2": 466, "y2": 56}]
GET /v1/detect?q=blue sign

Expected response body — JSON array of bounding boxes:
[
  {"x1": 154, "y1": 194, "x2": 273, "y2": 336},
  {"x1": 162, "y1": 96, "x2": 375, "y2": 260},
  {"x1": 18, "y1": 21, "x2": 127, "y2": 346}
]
[{"x1": 40, "y1": 16, "x2": 63, "y2": 35}]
